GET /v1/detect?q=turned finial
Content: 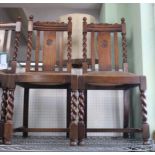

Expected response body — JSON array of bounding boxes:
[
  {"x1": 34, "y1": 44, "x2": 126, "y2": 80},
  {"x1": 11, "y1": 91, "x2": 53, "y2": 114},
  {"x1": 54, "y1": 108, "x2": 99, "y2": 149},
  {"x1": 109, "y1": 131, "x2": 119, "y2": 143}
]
[
  {"x1": 29, "y1": 15, "x2": 33, "y2": 21},
  {"x1": 83, "y1": 17, "x2": 87, "y2": 23},
  {"x1": 17, "y1": 16, "x2": 21, "y2": 21},
  {"x1": 121, "y1": 17, "x2": 125, "y2": 24},
  {"x1": 68, "y1": 16, "x2": 72, "y2": 22}
]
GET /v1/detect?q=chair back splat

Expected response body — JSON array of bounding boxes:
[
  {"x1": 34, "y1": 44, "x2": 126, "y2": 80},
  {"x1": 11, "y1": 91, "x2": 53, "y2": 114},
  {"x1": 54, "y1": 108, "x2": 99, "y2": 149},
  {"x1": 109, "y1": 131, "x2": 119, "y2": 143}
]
[
  {"x1": 82, "y1": 17, "x2": 128, "y2": 73},
  {"x1": 25, "y1": 16, "x2": 72, "y2": 72}
]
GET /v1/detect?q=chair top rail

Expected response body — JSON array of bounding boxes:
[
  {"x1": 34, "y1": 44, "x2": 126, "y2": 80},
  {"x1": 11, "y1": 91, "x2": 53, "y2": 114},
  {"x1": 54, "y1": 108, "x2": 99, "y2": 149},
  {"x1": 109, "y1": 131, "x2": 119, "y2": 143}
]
[
  {"x1": 0, "y1": 23, "x2": 16, "y2": 27},
  {"x1": 85, "y1": 23, "x2": 122, "y2": 32},
  {"x1": 33, "y1": 21, "x2": 69, "y2": 31},
  {"x1": 0, "y1": 23, "x2": 16, "y2": 30}
]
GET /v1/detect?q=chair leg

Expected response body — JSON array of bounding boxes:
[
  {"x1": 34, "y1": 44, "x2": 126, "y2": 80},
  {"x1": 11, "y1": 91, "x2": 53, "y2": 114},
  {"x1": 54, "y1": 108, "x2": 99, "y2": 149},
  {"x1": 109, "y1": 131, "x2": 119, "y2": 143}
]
[
  {"x1": 23, "y1": 88, "x2": 29, "y2": 138},
  {"x1": 69, "y1": 90, "x2": 78, "y2": 146},
  {"x1": 0, "y1": 88, "x2": 7, "y2": 142},
  {"x1": 3, "y1": 88, "x2": 15, "y2": 145},
  {"x1": 84, "y1": 90, "x2": 87, "y2": 138},
  {"x1": 78, "y1": 90, "x2": 85, "y2": 146},
  {"x1": 123, "y1": 90, "x2": 130, "y2": 138},
  {"x1": 139, "y1": 77, "x2": 150, "y2": 144},
  {"x1": 66, "y1": 87, "x2": 71, "y2": 138},
  {"x1": 0, "y1": 120, "x2": 4, "y2": 139}
]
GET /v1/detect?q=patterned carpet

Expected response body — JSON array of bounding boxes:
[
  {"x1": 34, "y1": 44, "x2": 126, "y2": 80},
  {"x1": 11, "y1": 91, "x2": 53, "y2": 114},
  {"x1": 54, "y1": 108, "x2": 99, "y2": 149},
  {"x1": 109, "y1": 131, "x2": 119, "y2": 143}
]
[{"x1": 0, "y1": 136, "x2": 153, "y2": 152}]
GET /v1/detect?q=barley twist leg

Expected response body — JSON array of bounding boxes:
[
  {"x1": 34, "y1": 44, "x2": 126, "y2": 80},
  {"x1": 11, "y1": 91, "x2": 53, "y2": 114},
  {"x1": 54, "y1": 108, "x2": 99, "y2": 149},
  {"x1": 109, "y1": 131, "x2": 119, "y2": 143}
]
[{"x1": 69, "y1": 90, "x2": 78, "y2": 146}]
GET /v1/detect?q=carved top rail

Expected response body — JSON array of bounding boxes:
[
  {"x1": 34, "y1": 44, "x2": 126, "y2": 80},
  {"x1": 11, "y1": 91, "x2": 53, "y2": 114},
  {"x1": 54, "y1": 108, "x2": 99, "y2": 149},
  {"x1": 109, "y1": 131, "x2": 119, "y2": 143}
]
[
  {"x1": 83, "y1": 17, "x2": 126, "y2": 33},
  {"x1": 28, "y1": 15, "x2": 72, "y2": 32},
  {"x1": 85, "y1": 24, "x2": 122, "y2": 32},
  {"x1": 33, "y1": 21, "x2": 68, "y2": 31}
]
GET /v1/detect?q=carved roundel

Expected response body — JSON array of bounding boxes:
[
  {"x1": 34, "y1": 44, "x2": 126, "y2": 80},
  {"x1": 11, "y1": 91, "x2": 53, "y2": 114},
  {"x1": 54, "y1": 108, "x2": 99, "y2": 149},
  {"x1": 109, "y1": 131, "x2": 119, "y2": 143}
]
[
  {"x1": 46, "y1": 39, "x2": 53, "y2": 46},
  {"x1": 101, "y1": 40, "x2": 108, "y2": 48}
]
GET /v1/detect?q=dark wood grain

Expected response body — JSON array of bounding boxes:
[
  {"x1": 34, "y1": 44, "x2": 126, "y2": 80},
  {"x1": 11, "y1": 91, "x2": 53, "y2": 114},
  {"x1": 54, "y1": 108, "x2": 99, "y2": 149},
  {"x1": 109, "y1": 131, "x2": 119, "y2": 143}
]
[
  {"x1": 87, "y1": 128, "x2": 142, "y2": 132},
  {"x1": 58, "y1": 32, "x2": 63, "y2": 71},
  {"x1": 80, "y1": 17, "x2": 150, "y2": 145},
  {"x1": 123, "y1": 89, "x2": 130, "y2": 138},
  {"x1": 23, "y1": 88, "x2": 29, "y2": 137},
  {"x1": 0, "y1": 17, "x2": 21, "y2": 144},
  {"x1": 43, "y1": 31, "x2": 56, "y2": 71},
  {"x1": 91, "y1": 32, "x2": 95, "y2": 70},
  {"x1": 97, "y1": 32, "x2": 112, "y2": 71},
  {"x1": 0, "y1": 16, "x2": 75, "y2": 145},
  {"x1": 35, "y1": 31, "x2": 40, "y2": 71},
  {"x1": 14, "y1": 127, "x2": 69, "y2": 132},
  {"x1": 114, "y1": 32, "x2": 119, "y2": 71}
]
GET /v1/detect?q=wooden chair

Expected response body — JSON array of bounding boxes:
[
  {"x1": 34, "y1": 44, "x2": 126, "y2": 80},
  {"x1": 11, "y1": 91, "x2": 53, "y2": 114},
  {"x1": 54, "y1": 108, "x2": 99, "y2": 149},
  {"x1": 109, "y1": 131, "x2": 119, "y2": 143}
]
[
  {"x1": 77, "y1": 17, "x2": 150, "y2": 145},
  {"x1": 0, "y1": 17, "x2": 22, "y2": 144},
  {"x1": 9, "y1": 16, "x2": 77, "y2": 145},
  {"x1": 14, "y1": 16, "x2": 73, "y2": 139}
]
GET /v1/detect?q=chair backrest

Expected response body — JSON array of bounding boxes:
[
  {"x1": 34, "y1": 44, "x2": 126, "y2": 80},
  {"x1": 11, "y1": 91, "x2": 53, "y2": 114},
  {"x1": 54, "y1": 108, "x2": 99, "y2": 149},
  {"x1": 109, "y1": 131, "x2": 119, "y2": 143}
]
[
  {"x1": 0, "y1": 17, "x2": 21, "y2": 72},
  {"x1": 25, "y1": 16, "x2": 72, "y2": 73},
  {"x1": 82, "y1": 17, "x2": 128, "y2": 73}
]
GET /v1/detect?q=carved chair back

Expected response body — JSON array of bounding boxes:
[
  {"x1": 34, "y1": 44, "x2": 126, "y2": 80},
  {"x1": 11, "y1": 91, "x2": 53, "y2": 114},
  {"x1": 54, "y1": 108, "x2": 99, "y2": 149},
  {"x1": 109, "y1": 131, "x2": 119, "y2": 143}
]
[
  {"x1": 25, "y1": 16, "x2": 72, "y2": 73},
  {"x1": 0, "y1": 17, "x2": 21, "y2": 72},
  {"x1": 82, "y1": 17, "x2": 127, "y2": 73}
]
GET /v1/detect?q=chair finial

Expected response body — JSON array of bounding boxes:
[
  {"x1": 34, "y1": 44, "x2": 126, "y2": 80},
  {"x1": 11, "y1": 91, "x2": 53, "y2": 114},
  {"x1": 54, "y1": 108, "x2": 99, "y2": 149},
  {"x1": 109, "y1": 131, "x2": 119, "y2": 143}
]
[
  {"x1": 29, "y1": 15, "x2": 33, "y2": 21},
  {"x1": 121, "y1": 17, "x2": 125, "y2": 24},
  {"x1": 83, "y1": 17, "x2": 87, "y2": 23},
  {"x1": 17, "y1": 16, "x2": 21, "y2": 21},
  {"x1": 68, "y1": 17, "x2": 72, "y2": 22}
]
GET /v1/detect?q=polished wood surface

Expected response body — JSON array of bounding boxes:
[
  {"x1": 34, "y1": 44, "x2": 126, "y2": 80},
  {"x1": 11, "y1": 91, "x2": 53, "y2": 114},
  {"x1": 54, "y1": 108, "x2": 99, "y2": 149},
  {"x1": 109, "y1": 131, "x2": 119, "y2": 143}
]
[
  {"x1": 90, "y1": 32, "x2": 95, "y2": 70},
  {"x1": 15, "y1": 16, "x2": 73, "y2": 144},
  {"x1": 0, "y1": 16, "x2": 150, "y2": 146},
  {"x1": 35, "y1": 31, "x2": 40, "y2": 71},
  {"x1": 97, "y1": 32, "x2": 111, "y2": 71},
  {"x1": 79, "y1": 17, "x2": 150, "y2": 145},
  {"x1": 43, "y1": 31, "x2": 56, "y2": 71},
  {"x1": 114, "y1": 32, "x2": 119, "y2": 71},
  {"x1": 0, "y1": 16, "x2": 75, "y2": 145},
  {"x1": 0, "y1": 17, "x2": 21, "y2": 144}
]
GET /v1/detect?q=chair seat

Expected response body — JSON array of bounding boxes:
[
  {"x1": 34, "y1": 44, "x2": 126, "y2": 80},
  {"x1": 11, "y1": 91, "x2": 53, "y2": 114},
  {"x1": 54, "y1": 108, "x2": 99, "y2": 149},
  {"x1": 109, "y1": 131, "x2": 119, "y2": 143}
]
[
  {"x1": 82, "y1": 71, "x2": 143, "y2": 88},
  {"x1": 0, "y1": 71, "x2": 5, "y2": 86},
  {"x1": 15, "y1": 72, "x2": 71, "y2": 84},
  {"x1": 84, "y1": 71, "x2": 139, "y2": 77}
]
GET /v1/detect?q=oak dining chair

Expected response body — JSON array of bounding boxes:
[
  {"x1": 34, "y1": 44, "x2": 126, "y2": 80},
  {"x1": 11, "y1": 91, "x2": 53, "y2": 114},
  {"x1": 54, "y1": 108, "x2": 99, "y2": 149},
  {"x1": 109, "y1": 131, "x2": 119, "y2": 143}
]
[
  {"x1": 77, "y1": 17, "x2": 150, "y2": 145},
  {"x1": 12, "y1": 16, "x2": 80, "y2": 146}
]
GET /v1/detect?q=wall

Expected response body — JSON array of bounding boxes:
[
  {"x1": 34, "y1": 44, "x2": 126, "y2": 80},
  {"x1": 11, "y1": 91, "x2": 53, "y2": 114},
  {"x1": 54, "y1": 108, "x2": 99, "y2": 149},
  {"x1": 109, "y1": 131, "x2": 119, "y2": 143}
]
[
  {"x1": 140, "y1": 4, "x2": 155, "y2": 138},
  {"x1": 59, "y1": 13, "x2": 96, "y2": 59},
  {"x1": 99, "y1": 3, "x2": 155, "y2": 138},
  {"x1": 23, "y1": 7, "x2": 100, "y2": 22},
  {"x1": 0, "y1": 8, "x2": 11, "y2": 21}
]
